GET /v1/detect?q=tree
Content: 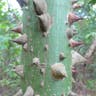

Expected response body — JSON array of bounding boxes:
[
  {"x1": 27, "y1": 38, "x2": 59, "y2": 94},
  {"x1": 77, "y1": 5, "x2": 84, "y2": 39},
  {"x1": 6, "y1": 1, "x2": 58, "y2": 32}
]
[{"x1": 14, "y1": 0, "x2": 72, "y2": 95}]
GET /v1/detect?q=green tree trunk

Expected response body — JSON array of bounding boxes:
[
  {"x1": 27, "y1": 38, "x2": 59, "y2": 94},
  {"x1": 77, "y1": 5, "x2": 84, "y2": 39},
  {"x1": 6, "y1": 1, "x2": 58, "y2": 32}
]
[{"x1": 21, "y1": 0, "x2": 71, "y2": 95}]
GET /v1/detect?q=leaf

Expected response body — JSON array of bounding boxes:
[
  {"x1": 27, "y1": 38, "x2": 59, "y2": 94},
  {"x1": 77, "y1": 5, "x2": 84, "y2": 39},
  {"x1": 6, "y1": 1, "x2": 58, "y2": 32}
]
[{"x1": 89, "y1": 0, "x2": 96, "y2": 5}]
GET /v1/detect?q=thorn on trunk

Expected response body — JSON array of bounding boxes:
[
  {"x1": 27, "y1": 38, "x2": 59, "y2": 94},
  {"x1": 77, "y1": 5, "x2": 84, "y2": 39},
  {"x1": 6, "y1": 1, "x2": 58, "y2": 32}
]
[
  {"x1": 33, "y1": 0, "x2": 47, "y2": 15},
  {"x1": 68, "y1": 12, "x2": 83, "y2": 26},
  {"x1": 11, "y1": 24, "x2": 23, "y2": 34},
  {"x1": 51, "y1": 63, "x2": 67, "y2": 80},
  {"x1": 12, "y1": 34, "x2": 27, "y2": 45}
]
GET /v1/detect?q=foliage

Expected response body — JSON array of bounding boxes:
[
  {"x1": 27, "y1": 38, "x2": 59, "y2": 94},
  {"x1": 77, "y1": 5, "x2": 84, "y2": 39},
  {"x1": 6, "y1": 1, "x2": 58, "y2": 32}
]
[
  {"x1": 88, "y1": 0, "x2": 96, "y2": 5},
  {"x1": 73, "y1": 0, "x2": 96, "y2": 54},
  {"x1": 0, "y1": 0, "x2": 21, "y2": 90},
  {"x1": 73, "y1": 0, "x2": 96, "y2": 92}
]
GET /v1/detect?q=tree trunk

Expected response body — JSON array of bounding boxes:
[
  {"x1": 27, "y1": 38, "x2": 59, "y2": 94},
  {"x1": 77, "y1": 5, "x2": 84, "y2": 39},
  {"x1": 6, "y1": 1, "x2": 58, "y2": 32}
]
[{"x1": 21, "y1": 0, "x2": 71, "y2": 95}]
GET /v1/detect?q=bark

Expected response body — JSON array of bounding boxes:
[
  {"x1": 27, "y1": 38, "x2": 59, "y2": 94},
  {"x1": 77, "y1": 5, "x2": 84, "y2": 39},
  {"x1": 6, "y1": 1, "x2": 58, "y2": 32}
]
[{"x1": 21, "y1": 0, "x2": 72, "y2": 95}]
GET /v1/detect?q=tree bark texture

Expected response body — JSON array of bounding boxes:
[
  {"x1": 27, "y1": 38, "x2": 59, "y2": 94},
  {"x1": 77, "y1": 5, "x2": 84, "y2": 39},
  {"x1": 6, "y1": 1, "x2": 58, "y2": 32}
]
[{"x1": 21, "y1": 0, "x2": 71, "y2": 95}]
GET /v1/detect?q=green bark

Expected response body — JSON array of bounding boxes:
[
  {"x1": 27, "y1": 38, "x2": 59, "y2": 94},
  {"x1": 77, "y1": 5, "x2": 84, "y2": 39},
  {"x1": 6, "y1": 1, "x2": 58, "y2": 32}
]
[{"x1": 21, "y1": 0, "x2": 72, "y2": 95}]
